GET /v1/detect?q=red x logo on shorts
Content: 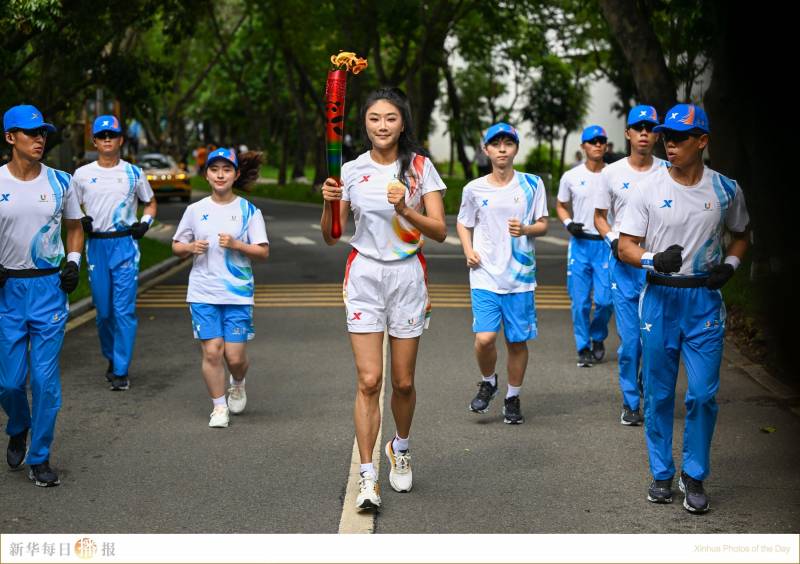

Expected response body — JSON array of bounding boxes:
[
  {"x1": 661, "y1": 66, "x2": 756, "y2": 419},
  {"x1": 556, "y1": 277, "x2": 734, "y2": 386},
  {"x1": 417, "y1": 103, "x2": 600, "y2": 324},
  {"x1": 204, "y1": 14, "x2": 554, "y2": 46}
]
[{"x1": 351, "y1": 312, "x2": 362, "y2": 320}]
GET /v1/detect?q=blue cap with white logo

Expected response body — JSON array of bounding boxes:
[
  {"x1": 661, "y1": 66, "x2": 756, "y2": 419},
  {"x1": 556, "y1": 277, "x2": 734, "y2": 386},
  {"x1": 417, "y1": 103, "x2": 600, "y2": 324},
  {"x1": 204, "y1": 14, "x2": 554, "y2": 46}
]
[
  {"x1": 654, "y1": 104, "x2": 710, "y2": 133},
  {"x1": 627, "y1": 105, "x2": 659, "y2": 126},
  {"x1": 581, "y1": 125, "x2": 607, "y2": 143},
  {"x1": 483, "y1": 122, "x2": 519, "y2": 145},
  {"x1": 3, "y1": 104, "x2": 56, "y2": 133},
  {"x1": 92, "y1": 115, "x2": 123, "y2": 136},
  {"x1": 206, "y1": 147, "x2": 239, "y2": 169}
]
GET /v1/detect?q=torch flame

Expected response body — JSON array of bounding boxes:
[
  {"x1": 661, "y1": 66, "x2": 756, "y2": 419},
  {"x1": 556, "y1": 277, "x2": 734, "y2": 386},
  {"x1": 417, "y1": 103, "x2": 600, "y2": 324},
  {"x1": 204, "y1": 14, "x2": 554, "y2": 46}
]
[{"x1": 330, "y1": 51, "x2": 369, "y2": 75}]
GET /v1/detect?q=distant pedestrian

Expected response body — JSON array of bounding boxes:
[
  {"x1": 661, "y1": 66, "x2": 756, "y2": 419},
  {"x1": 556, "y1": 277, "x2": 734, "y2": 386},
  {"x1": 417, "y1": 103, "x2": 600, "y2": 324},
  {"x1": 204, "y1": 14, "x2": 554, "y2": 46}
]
[
  {"x1": 570, "y1": 150, "x2": 583, "y2": 168},
  {"x1": 71, "y1": 115, "x2": 157, "y2": 391},
  {"x1": 603, "y1": 141, "x2": 622, "y2": 164},
  {"x1": 475, "y1": 145, "x2": 491, "y2": 176},
  {"x1": 619, "y1": 104, "x2": 749, "y2": 514},
  {"x1": 0, "y1": 104, "x2": 84, "y2": 487},
  {"x1": 594, "y1": 105, "x2": 666, "y2": 426},
  {"x1": 320, "y1": 87, "x2": 447, "y2": 511},
  {"x1": 556, "y1": 125, "x2": 613, "y2": 367},
  {"x1": 457, "y1": 123, "x2": 548, "y2": 425},
  {"x1": 172, "y1": 148, "x2": 268, "y2": 429}
]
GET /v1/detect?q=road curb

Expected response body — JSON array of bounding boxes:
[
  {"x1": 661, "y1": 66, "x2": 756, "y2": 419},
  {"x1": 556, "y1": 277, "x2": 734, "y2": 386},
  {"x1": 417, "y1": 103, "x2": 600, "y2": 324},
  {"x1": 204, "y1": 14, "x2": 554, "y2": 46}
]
[
  {"x1": 68, "y1": 256, "x2": 188, "y2": 320},
  {"x1": 724, "y1": 337, "x2": 799, "y2": 401}
]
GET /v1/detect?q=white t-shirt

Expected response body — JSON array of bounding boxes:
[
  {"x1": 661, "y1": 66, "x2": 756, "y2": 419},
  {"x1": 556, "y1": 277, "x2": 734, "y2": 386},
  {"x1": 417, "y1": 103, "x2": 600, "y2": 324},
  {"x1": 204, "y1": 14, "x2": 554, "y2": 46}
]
[
  {"x1": 595, "y1": 157, "x2": 667, "y2": 232},
  {"x1": 71, "y1": 160, "x2": 154, "y2": 232},
  {"x1": 341, "y1": 151, "x2": 446, "y2": 261},
  {"x1": 557, "y1": 163, "x2": 605, "y2": 235},
  {"x1": 0, "y1": 164, "x2": 82, "y2": 269},
  {"x1": 457, "y1": 172, "x2": 548, "y2": 293},
  {"x1": 620, "y1": 166, "x2": 749, "y2": 276},
  {"x1": 173, "y1": 196, "x2": 269, "y2": 305}
]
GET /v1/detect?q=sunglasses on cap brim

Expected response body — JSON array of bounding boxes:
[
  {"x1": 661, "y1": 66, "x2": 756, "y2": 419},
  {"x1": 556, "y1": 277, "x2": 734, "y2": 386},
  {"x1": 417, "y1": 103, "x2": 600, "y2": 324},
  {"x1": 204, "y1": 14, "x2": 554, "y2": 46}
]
[
  {"x1": 94, "y1": 131, "x2": 121, "y2": 140},
  {"x1": 584, "y1": 137, "x2": 607, "y2": 146},
  {"x1": 662, "y1": 129, "x2": 705, "y2": 143},
  {"x1": 9, "y1": 127, "x2": 49, "y2": 138},
  {"x1": 628, "y1": 122, "x2": 656, "y2": 133}
]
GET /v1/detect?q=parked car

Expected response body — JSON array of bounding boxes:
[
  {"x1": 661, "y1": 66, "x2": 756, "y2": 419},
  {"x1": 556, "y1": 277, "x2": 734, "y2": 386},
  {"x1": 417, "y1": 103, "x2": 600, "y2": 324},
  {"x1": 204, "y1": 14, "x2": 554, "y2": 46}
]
[{"x1": 137, "y1": 153, "x2": 191, "y2": 202}]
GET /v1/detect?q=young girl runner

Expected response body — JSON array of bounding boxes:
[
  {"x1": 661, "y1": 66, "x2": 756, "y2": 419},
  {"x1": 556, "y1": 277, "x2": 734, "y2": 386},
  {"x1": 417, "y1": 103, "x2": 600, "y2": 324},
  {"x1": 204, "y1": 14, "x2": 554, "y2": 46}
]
[
  {"x1": 172, "y1": 148, "x2": 268, "y2": 428},
  {"x1": 456, "y1": 123, "x2": 548, "y2": 425},
  {"x1": 320, "y1": 87, "x2": 447, "y2": 510}
]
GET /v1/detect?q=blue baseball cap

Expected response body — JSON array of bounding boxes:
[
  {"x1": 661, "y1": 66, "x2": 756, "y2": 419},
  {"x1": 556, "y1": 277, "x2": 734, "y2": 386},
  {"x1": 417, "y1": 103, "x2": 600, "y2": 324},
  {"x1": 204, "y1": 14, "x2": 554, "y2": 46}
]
[
  {"x1": 581, "y1": 125, "x2": 607, "y2": 143},
  {"x1": 627, "y1": 105, "x2": 659, "y2": 126},
  {"x1": 206, "y1": 147, "x2": 239, "y2": 169},
  {"x1": 3, "y1": 104, "x2": 56, "y2": 133},
  {"x1": 483, "y1": 122, "x2": 519, "y2": 145},
  {"x1": 92, "y1": 115, "x2": 122, "y2": 136},
  {"x1": 654, "y1": 104, "x2": 710, "y2": 134}
]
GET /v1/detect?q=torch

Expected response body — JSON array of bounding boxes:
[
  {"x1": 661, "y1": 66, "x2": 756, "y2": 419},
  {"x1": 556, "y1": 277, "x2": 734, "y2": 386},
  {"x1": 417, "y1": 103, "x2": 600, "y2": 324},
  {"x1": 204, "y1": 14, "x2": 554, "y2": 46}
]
[{"x1": 325, "y1": 51, "x2": 367, "y2": 239}]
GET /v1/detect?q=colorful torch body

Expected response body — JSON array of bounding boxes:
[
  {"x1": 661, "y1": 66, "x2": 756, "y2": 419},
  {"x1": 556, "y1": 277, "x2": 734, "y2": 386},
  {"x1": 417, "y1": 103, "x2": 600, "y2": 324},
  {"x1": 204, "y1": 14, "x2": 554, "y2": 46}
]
[{"x1": 325, "y1": 69, "x2": 347, "y2": 239}]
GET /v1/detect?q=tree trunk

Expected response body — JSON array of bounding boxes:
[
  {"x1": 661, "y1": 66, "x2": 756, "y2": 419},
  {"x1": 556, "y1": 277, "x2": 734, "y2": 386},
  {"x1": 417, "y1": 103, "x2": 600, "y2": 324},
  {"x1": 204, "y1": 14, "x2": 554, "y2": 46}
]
[
  {"x1": 596, "y1": 0, "x2": 677, "y2": 116},
  {"x1": 443, "y1": 64, "x2": 474, "y2": 180},
  {"x1": 558, "y1": 133, "x2": 569, "y2": 180}
]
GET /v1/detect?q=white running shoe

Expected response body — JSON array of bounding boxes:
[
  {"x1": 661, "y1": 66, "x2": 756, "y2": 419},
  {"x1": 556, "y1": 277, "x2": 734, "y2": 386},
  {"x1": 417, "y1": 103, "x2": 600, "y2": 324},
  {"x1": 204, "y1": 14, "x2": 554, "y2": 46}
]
[
  {"x1": 208, "y1": 406, "x2": 230, "y2": 428},
  {"x1": 385, "y1": 440, "x2": 413, "y2": 492},
  {"x1": 355, "y1": 473, "x2": 381, "y2": 510},
  {"x1": 228, "y1": 384, "x2": 247, "y2": 414}
]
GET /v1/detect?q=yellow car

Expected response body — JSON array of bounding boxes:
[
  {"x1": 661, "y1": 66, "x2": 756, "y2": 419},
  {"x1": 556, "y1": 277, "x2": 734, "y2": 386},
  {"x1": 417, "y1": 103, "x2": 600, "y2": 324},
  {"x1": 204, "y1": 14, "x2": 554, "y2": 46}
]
[{"x1": 137, "y1": 153, "x2": 191, "y2": 203}]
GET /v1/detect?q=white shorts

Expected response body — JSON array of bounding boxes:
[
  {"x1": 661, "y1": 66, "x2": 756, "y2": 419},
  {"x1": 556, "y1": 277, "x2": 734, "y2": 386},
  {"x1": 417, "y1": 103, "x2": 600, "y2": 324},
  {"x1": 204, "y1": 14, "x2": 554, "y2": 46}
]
[{"x1": 343, "y1": 249, "x2": 430, "y2": 338}]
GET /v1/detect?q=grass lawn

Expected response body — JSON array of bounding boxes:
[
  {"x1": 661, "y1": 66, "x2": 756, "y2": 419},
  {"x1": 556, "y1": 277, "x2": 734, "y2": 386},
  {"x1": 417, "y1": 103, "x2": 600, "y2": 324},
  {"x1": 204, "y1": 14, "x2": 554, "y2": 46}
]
[{"x1": 69, "y1": 237, "x2": 174, "y2": 304}]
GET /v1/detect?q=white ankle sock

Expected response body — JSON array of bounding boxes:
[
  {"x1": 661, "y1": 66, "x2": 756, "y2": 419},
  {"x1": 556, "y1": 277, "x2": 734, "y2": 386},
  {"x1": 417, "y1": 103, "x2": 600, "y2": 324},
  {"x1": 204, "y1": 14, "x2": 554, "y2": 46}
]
[
  {"x1": 230, "y1": 375, "x2": 245, "y2": 387},
  {"x1": 482, "y1": 374, "x2": 497, "y2": 387},
  {"x1": 506, "y1": 385, "x2": 521, "y2": 399},
  {"x1": 393, "y1": 434, "x2": 409, "y2": 453},
  {"x1": 212, "y1": 395, "x2": 227, "y2": 408},
  {"x1": 360, "y1": 463, "x2": 376, "y2": 479}
]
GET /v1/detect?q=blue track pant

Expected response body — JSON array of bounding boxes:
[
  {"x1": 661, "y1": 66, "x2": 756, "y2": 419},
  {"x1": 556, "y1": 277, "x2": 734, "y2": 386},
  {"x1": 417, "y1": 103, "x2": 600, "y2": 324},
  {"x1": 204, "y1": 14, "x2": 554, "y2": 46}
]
[
  {"x1": 0, "y1": 274, "x2": 68, "y2": 464},
  {"x1": 639, "y1": 282, "x2": 725, "y2": 481},
  {"x1": 610, "y1": 254, "x2": 645, "y2": 410},
  {"x1": 566, "y1": 237, "x2": 613, "y2": 352},
  {"x1": 87, "y1": 237, "x2": 140, "y2": 377}
]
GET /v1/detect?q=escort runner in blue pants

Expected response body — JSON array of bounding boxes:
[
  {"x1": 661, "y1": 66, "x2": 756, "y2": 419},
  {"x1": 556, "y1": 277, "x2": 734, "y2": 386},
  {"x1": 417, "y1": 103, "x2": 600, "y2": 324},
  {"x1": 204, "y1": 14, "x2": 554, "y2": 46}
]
[
  {"x1": 566, "y1": 236, "x2": 612, "y2": 354},
  {"x1": 619, "y1": 104, "x2": 750, "y2": 513},
  {"x1": 87, "y1": 236, "x2": 140, "y2": 378},
  {"x1": 0, "y1": 104, "x2": 84, "y2": 487}
]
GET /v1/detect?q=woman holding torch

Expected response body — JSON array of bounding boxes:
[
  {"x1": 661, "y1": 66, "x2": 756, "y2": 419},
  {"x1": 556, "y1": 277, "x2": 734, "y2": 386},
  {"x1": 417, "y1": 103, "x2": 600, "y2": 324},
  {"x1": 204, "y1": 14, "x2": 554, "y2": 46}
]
[{"x1": 321, "y1": 87, "x2": 447, "y2": 510}]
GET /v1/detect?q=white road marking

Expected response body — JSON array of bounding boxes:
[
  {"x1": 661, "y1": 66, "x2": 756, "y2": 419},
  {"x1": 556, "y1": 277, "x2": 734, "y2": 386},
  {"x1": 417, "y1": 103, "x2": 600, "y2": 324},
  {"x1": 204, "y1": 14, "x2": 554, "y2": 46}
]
[
  {"x1": 338, "y1": 331, "x2": 387, "y2": 533},
  {"x1": 284, "y1": 236, "x2": 316, "y2": 245}
]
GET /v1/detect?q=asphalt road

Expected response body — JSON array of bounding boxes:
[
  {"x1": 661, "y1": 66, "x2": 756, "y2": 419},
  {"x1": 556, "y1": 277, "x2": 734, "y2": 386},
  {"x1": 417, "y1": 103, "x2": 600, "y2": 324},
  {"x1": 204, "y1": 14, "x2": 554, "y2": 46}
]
[{"x1": 1, "y1": 193, "x2": 798, "y2": 534}]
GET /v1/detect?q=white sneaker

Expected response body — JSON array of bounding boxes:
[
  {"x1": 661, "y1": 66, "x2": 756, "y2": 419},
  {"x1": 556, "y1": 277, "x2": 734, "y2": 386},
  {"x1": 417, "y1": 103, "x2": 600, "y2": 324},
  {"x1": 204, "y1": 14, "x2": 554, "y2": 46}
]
[
  {"x1": 228, "y1": 384, "x2": 247, "y2": 414},
  {"x1": 355, "y1": 473, "x2": 381, "y2": 510},
  {"x1": 208, "y1": 406, "x2": 230, "y2": 428},
  {"x1": 385, "y1": 440, "x2": 413, "y2": 492}
]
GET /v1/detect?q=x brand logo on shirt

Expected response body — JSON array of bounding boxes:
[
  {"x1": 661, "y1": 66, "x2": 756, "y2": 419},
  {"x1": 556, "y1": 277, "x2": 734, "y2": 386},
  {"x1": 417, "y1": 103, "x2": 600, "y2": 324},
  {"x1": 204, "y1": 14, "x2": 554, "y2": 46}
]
[
  {"x1": 622, "y1": 182, "x2": 630, "y2": 189},
  {"x1": 660, "y1": 200, "x2": 673, "y2": 208},
  {"x1": 0, "y1": 193, "x2": 9, "y2": 202},
  {"x1": 481, "y1": 199, "x2": 489, "y2": 207},
  {"x1": 90, "y1": 178, "x2": 98, "y2": 184},
  {"x1": 580, "y1": 180, "x2": 586, "y2": 186},
  {"x1": 201, "y1": 214, "x2": 209, "y2": 221},
  {"x1": 359, "y1": 175, "x2": 370, "y2": 183}
]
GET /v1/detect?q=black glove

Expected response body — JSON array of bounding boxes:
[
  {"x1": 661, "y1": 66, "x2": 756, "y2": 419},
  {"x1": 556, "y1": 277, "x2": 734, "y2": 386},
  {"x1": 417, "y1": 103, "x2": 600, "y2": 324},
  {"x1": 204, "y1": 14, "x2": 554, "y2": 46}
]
[
  {"x1": 0, "y1": 264, "x2": 8, "y2": 289},
  {"x1": 566, "y1": 222, "x2": 585, "y2": 237},
  {"x1": 653, "y1": 244, "x2": 683, "y2": 274},
  {"x1": 81, "y1": 216, "x2": 94, "y2": 234},
  {"x1": 130, "y1": 221, "x2": 150, "y2": 240},
  {"x1": 611, "y1": 238, "x2": 620, "y2": 260},
  {"x1": 706, "y1": 263, "x2": 735, "y2": 290},
  {"x1": 59, "y1": 261, "x2": 80, "y2": 294}
]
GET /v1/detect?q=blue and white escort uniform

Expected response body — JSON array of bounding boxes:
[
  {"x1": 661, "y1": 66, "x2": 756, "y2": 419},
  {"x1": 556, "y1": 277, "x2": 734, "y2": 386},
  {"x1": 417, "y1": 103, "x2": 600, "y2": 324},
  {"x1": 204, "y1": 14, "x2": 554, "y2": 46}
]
[
  {"x1": 558, "y1": 152, "x2": 613, "y2": 355},
  {"x1": 0, "y1": 162, "x2": 82, "y2": 465},
  {"x1": 621, "y1": 161, "x2": 749, "y2": 482},
  {"x1": 71, "y1": 133, "x2": 154, "y2": 379},
  {"x1": 596, "y1": 107, "x2": 666, "y2": 411},
  {"x1": 173, "y1": 195, "x2": 268, "y2": 342},
  {"x1": 458, "y1": 171, "x2": 548, "y2": 342}
]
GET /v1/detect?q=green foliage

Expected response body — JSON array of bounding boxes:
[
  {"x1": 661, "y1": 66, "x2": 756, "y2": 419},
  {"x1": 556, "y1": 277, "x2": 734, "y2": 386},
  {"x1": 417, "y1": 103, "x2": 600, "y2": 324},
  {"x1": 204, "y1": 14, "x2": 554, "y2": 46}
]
[{"x1": 524, "y1": 145, "x2": 561, "y2": 179}]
